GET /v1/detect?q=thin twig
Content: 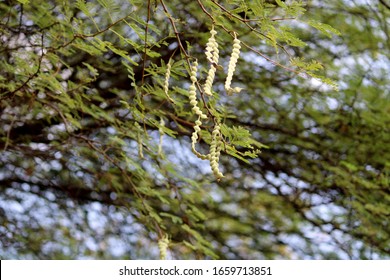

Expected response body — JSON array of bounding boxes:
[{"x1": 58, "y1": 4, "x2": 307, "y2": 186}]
[
  {"x1": 210, "y1": 0, "x2": 292, "y2": 58},
  {"x1": 3, "y1": 114, "x2": 16, "y2": 152},
  {"x1": 8, "y1": 31, "x2": 45, "y2": 97},
  {"x1": 75, "y1": 132, "x2": 164, "y2": 238},
  {"x1": 160, "y1": 0, "x2": 214, "y2": 117},
  {"x1": 241, "y1": 40, "x2": 300, "y2": 75},
  {"x1": 271, "y1": 17, "x2": 296, "y2": 21},
  {"x1": 215, "y1": 16, "x2": 301, "y2": 75},
  {"x1": 141, "y1": 0, "x2": 152, "y2": 86},
  {"x1": 55, "y1": 15, "x2": 129, "y2": 50},
  {"x1": 196, "y1": 0, "x2": 215, "y2": 23},
  {"x1": 4, "y1": 15, "x2": 131, "y2": 100},
  {"x1": 18, "y1": 4, "x2": 23, "y2": 32},
  {"x1": 159, "y1": 0, "x2": 191, "y2": 64}
]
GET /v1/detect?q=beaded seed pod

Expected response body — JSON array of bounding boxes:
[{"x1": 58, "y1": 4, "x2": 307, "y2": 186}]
[
  {"x1": 191, "y1": 117, "x2": 209, "y2": 160},
  {"x1": 204, "y1": 27, "x2": 219, "y2": 96},
  {"x1": 134, "y1": 122, "x2": 144, "y2": 159},
  {"x1": 158, "y1": 235, "x2": 169, "y2": 260},
  {"x1": 189, "y1": 60, "x2": 209, "y2": 159},
  {"x1": 188, "y1": 60, "x2": 207, "y2": 119},
  {"x1": 209, "y1": 124, "x2": 224, "y2": 180},
  {"x1": 158, "y1": 118, "x2": 165, "y2": 157},
  {"x1": 163, "y1": 59, "x2": 174, "y2": 103},
  {"x1": 225, "y1": 35, "x2": 243, "y2": 95}
]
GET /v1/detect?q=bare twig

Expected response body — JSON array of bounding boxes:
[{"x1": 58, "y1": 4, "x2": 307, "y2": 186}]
[
  {"x1": 3, "y1": 15, "x2": 131, "y2": 100},
  {"x1": 160, "y1": 0, "x2": 214, "y2": 117},
  {"x1": 159, "y1": 0, "x2": 191, "y2": 64},
  {"x1": 8, "y1": 31, "x2": 45, "y2": 97},
  {"x1": 379, "y1": 0, "x2": 390, "y2": 10},
  {"x1": 141, "y1": 0, "x2": 152, "y2": 86},
  {"x1": 217, "y1": 23, "x2": 300, "y2": 75},
  {"x1": 210, "y1": 0, "x2": 293, "y2": 58},
  {"x1": 196, "y1": 0, "x2": 215, "y2": 23},
  {"x1": 3, "y1": 114, "x2": 17, "y2": 152}
]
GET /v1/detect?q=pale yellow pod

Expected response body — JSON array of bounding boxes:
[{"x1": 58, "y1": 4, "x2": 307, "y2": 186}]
[
  {"x1": 225, "y1": 36, "x2": 242, "y2": 95},
  {"x1": 188, "y1": 61, "x2": 207, "y2": 119},
  {"x1": 209, "y1": 124, "x2": 224, "y2": 180},
  {"x1": 158, "y1": 235, "x2": 169, "y2": 260},
  {"x1": 204, "y1": 27, "x2": 220, "y2": 96},
  {"x1": 163, "y1": 60, "x2": 175, "y2": 103}
]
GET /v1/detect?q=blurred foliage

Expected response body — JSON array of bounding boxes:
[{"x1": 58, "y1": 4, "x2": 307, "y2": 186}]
[{"x1": 0, "y1": 0, "x2": 389, "y2": 259}]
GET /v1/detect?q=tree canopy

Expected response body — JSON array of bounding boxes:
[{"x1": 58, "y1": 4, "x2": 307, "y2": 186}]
[{"x1": 0, "y1": 0, "x2": 389, "y2": 259}]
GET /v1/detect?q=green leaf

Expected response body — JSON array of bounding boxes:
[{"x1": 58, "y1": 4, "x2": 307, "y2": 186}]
[
  {"x1": 275, "y1": 0, "x2": 287, "y2": 9},
  {"x1": 73, "y1": 41, "x2": 103, "y2": 56},
  {"x1": 75, "y1": 0, "x2": 96, "y2": 18},
  {"x1": 186, "y1": 204, "x2": 206, "y2": 221},
  {"x1": 160, "y1": 212, "x2": 183, "y2": 224},
  {"x1": 82, "y1": 62, "x2": 99, "y2": 77},
  {"x1": 340, "y1": 161, "x2": 359, "y2": 172},
  {"x1": 306, "y1": 20, "x2": 341, "y2": 38}
]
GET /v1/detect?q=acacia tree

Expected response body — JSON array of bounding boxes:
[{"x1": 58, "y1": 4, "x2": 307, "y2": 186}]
[{"x1": 0, "y1": 0, "x2": 389, "y2": 259}]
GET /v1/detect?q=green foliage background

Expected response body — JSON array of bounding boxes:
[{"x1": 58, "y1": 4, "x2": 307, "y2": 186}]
[{"x1": 0, "y1": 0, "x2": 389, "y2": 259}]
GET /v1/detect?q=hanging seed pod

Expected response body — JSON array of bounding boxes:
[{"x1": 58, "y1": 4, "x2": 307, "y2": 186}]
[
  {"x1": 225, "y1": 35, "x2": 243, "y2": 95},
  {"x1": 189, "y1": 60, "x2": 209, "y2": 160},
  {"x1": 204, "y1": 27, "x2": 220, "y2": 96},
  {"x1": 209, "y1": 123, "x2": 224, "y2": 180},
  {"x1": 158, "y1": 118, "x2": 165, "y2": 157},
  {"x1": 188, "y1": 60, "x2": 207, "y2": 119},
  {"x1": 191, "y1": 117, "x2": 209, "y2": 160},
  {"x1": 163, "y1": 59, "x2": 175, "y2": 103},
  {"x1": 158, "y1": 235, "x2": 169, "y2": 260},
  {"x1": 134, "y1": 122, "x2": 144, "y2": 159}
]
